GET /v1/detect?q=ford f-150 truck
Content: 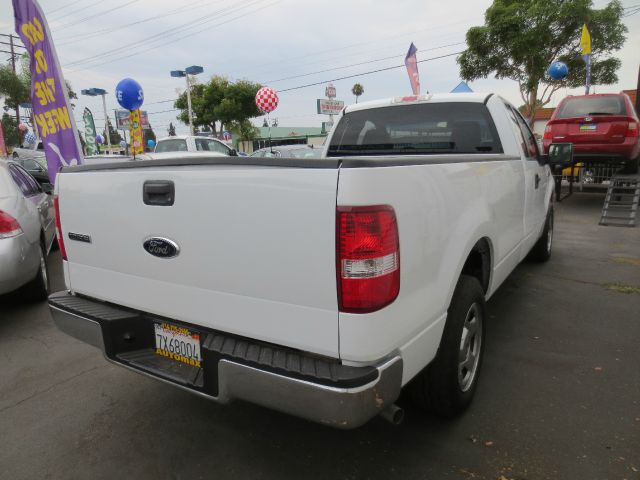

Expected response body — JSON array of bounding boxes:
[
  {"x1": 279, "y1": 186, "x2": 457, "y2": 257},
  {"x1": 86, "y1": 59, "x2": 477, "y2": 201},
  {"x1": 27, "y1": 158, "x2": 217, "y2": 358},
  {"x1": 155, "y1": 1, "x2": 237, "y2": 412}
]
[{"x1": 48, "y1": 93, "x2": 564, "y2": 428}]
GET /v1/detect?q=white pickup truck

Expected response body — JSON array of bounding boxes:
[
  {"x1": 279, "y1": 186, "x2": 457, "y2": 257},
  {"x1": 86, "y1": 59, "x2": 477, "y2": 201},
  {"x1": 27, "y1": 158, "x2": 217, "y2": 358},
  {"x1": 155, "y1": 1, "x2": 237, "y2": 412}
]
[{"x1": 49, "y1": 93, "x2": 567, "y2": 428}]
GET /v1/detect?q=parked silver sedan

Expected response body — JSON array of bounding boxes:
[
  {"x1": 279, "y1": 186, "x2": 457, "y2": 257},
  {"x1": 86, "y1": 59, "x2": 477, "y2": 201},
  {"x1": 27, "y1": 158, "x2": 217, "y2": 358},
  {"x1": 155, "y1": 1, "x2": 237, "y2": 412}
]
[{"x1": 0, "y1": 159, "x2": 56, "y2": 299}]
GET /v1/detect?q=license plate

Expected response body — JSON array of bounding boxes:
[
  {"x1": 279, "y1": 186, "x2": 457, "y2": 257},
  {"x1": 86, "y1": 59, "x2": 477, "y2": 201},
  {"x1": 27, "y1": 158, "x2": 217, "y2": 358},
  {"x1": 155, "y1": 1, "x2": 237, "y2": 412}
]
[
  {"x1": 579, "y1": 124, "x2": 597, "y2": 131},
  {"x1": 154, "y1": 322, "x2": 202, "y2": 367}
]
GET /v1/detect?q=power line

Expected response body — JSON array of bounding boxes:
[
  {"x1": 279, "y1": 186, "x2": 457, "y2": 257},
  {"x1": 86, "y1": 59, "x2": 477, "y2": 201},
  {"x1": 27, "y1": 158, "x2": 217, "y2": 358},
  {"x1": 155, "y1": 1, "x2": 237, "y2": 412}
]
[
  {"x1": 48, "y1": 0, "x2": 104, "y2": 22},
  {"x1": 263, "y1": 42, "x2": 465, "y2": 84},
  {"x1": 65, "y1": 0, "x2": 284, "y2": 73},
  {"x1": 54, "y1": 0, "x2": 215, "y2": 44},
  {"x1": 63, "y1": 0, "x2": 267, "y2": 68},
  {"x1": 45, "y1": 0, "x2": 88, "y2": 15},
  {"x1": 278, "y1": 51, "x2": 463, "y2": 93},
  {"x1": 55, "y1": 0, "x2": 142, "y2": 29}
]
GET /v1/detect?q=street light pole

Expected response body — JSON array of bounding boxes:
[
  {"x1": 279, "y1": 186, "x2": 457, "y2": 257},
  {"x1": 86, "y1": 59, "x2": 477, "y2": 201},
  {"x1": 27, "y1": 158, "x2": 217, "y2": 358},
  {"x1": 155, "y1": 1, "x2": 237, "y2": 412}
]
[
  {"x1": 81, "y1": 87, "x2": 110, "y2": 153},
  {"x1": 100, "y1": 93, "x2": 112, "y2": 153},
  {"x1": 171, "y1": 66, "x2": 203, "y2": 137},
  {"x1": 185, "y1": 75, "x2": 194, "y2": 136}
]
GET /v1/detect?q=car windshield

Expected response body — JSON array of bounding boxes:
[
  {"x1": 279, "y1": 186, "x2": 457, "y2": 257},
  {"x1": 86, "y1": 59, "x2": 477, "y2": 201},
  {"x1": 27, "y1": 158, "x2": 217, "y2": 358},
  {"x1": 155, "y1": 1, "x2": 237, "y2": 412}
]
[
  {"x1": 327, "y1": 102, "x2": 503, "y2": 156},
  {"x1": 155, "y1": 139, "x2": 188, "y2": 153},
  {"x1": 556, "y1": 96, "x2": 625, "y2": 118}
]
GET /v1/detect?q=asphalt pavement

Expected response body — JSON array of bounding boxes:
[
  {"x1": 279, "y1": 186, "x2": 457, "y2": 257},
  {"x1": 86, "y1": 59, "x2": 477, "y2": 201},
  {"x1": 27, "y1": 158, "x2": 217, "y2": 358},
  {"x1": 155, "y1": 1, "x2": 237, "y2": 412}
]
[{"x1": 1, "y1": 192, "x2": 639, "y2": 480}]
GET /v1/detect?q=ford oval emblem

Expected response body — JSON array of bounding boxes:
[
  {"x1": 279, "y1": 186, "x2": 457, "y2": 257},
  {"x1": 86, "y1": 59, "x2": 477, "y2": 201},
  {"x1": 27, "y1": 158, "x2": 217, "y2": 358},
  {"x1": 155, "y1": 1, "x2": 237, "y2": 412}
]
[
  {"x1": 584, "y1": 116, "x2": 592, "y2": 122},
  {"x1": 143, "y1": 237, "x2": 179, "y2": 259}
]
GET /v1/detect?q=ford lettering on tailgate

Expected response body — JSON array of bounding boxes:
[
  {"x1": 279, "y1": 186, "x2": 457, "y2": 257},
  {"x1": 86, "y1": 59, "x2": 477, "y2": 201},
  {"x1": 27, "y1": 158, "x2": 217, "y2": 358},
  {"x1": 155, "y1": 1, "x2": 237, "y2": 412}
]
[{"x1": 143, "y1": 237, "x2": 179, "y2": 258}]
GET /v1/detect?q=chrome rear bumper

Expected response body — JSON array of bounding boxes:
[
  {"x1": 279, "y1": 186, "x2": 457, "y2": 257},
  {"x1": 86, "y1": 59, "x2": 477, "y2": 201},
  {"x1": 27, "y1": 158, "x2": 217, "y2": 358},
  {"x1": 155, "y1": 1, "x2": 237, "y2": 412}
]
[{"x1": 49, "y1": 292, "x2": 402, "y2": 429}]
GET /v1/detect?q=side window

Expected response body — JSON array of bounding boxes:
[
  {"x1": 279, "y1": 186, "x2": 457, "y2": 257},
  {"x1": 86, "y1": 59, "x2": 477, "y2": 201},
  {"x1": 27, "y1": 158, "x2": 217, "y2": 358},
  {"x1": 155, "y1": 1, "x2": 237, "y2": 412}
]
[
  {"x1": 509, "y1": 105, "x2": 539, "y2": 160},
  {"x1": 208, "y1": 140, "x2": 230, "y2": 154},
  {"x1": 23, "y1": 159, "x2": 43, "y2": 171},
  {"x1": 195, "y1": 139, "x2": 209, "y2": 151},
  {"x1": 15, "y1": 165, "x2": 41, "y2": 193},
  {"x1": 9, "y1": 165, "x2": 38, "y2": 196}
]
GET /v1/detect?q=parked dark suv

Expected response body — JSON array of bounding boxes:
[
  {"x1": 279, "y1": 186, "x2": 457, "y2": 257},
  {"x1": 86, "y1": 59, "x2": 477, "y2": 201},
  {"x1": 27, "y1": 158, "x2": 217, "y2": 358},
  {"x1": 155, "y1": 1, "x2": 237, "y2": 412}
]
[{"x1": 543, "y1": 93, "x2": 639, "y2": 172}]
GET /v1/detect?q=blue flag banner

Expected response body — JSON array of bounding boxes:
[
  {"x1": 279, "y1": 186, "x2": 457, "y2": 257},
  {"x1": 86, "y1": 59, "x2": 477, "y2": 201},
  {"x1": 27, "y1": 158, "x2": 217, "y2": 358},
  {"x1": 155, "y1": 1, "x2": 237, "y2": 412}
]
[{"x1": 451, "y1": 81, "x2": 473, "y2": 93}]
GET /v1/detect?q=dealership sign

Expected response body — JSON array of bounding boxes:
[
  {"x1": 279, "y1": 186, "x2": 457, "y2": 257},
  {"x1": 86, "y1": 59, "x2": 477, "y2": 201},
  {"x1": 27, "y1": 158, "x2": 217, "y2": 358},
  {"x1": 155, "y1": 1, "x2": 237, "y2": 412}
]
[
  {"x1": 317, "y1": 99, "x2": 344, "y2": 115},
  {"x1": 115, "y1": 109, "x2": 150, "y2": 130},
  {"x1": 325, "y1": 83, "x2": 336, "y2": 98}
]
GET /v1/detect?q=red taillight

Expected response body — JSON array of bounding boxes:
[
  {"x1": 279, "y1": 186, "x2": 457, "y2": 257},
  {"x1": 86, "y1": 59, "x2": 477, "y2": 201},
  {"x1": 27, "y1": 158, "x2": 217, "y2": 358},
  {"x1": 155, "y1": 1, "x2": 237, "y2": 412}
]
[
  {"x1": 337, "y1": 205, "x2": 400, "y2": 313},
  {"x1": 0, "y1": 210, "x2": 22, "y2": 238},
  {"x1": 53, "y1": 195, "x2": 67, "y2": 260},
  {"x1": 543, "y1": 125, "x2": 553, "y2": 140},
  {"x1": 626, "y1": 121, "x2": 638, "y2": 138}
]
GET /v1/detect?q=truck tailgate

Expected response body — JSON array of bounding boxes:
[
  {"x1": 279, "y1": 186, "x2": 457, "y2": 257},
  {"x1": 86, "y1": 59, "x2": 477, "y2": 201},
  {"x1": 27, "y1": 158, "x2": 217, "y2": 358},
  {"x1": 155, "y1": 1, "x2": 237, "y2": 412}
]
[{"x1": 57, "y1": 164, "x2": 340, "y2": 357}]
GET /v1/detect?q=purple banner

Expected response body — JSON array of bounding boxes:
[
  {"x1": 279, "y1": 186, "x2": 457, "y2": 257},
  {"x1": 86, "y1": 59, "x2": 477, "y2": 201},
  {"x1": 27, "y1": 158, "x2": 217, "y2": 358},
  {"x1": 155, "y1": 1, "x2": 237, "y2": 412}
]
[
  {"x1": 405, "y1": 42, "x2": 420, "y2": 96},
  {"x1": 13, "y1": 0, "x2": 83, "y2": 184}
]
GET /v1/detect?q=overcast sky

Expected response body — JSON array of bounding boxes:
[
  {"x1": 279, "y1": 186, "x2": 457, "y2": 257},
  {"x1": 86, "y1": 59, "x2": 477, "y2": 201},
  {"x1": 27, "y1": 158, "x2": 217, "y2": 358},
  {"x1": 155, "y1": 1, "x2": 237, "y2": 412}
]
[{"x1": 1, "y1": 0, "x2": 639, "y2": 138}]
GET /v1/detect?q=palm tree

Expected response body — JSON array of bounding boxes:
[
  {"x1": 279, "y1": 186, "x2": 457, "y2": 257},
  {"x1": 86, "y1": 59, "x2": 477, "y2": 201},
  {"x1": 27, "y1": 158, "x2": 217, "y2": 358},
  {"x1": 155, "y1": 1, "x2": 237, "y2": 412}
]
[{"x1": 351, "y1": 83, "x2": 364, "y2": 103}]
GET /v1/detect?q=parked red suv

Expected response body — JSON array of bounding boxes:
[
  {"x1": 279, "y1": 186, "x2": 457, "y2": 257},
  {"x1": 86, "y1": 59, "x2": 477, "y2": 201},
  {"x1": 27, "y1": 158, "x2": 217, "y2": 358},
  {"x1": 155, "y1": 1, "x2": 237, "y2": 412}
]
[{"x1": 543, "y1": 93, "x2": 639, "y2": 171}]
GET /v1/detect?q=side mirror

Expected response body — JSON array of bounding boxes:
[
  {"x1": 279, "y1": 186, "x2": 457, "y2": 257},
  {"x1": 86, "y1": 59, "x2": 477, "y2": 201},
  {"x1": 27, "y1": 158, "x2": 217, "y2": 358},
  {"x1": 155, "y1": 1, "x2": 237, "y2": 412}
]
[
  {"x1": 42, "y1": 183, "x2": 53, "y2": 194},
  {"x1": 228, "y1": 149, "x2": 238, "y2": 156},
  {"x1": 544, "y1": 142, "x2": 573, "y2": 167}
]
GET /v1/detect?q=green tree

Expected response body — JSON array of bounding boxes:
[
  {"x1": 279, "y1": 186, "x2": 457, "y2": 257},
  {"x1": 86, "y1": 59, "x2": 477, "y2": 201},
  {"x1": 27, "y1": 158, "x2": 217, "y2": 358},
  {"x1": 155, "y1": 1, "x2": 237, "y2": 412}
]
[
  {"x1": 458, "y1": 0, "x2": 627, "y2": 121},
  {"x1": 1, "y1": 112, "x2": 20, "y2": 147},
  {"x1": 102, "y1": 119, "x2": 122, "y2": 147},
  {"x1": 174, "y1": 76, "x2": 262, "y2": 135},
  {"x1": 144, "y1": 125, "x2": 157, "y2": 147},
  {"x1": 230, "y1": 119, "x2": 259, "y2": 146},
  {"x1": 0, "y1": 64, "x2": 30, "y2": 118},
  {"x1": 351, "y1": 83, "x2": 364, "y2": 103}
]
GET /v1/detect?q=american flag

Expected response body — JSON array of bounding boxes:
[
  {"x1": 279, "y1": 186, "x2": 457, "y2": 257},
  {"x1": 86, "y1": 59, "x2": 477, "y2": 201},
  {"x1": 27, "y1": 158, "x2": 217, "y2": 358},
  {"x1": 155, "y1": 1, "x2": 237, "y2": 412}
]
[{"x1": 405, "y1": 43, "x2": 420, "y2": 95}]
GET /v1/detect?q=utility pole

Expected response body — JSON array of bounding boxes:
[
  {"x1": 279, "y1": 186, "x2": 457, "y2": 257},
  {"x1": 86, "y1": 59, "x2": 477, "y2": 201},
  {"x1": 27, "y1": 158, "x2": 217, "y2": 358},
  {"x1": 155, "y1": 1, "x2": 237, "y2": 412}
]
[{"x1": 9, "y1": 34, "x2": 20, "y2": 127}]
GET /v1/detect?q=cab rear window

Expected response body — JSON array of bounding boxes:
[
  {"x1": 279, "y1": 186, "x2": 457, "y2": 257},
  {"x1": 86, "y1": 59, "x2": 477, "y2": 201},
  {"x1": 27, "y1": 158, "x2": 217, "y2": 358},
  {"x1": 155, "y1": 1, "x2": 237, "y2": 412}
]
[
  {"x1": 556, "y1": 96, "x2": 625, "y2": 119},
  {"x1": 327, "y1": 102, "x2": 503, "y2": 156}
]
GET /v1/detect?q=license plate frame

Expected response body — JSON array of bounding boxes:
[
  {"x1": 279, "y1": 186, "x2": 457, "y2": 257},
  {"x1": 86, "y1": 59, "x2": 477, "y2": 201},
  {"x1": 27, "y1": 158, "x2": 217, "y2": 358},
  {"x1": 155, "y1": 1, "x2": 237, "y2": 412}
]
[
  {"x1": 154, "y1": 322, "x2": 202, "y2": 368},
  {"x1": 579, "y1": 124, "x2": 597, "y2": 131}
]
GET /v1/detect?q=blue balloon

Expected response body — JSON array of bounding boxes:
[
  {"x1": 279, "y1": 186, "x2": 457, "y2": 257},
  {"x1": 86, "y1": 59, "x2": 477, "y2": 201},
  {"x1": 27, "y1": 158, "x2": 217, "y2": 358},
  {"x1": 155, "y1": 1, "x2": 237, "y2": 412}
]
[
  {"x1": 95, "y1": 134, "x2": 104, "y2": 144},
  {"x1": 115, "y1": 77, "x2": 144, "y2": 111},
  {"x1": 548, "y1": 61, "x2": 568, "y2": 81},
  {"x1": 147, "y1": 139, "x2": 156, "y2": 148}
]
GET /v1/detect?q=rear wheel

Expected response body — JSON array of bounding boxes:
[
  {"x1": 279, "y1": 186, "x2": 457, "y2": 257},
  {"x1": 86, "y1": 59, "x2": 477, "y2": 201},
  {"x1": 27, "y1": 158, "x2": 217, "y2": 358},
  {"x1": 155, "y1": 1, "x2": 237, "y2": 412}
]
[
  {"x1": 22, "y1": 241, "x2": 49, "y2": 301},
  {"x1": 408, "y1": 275, "x2": 486, "y2": 417},
  {"x1": 529, "y1": 206, "x2": 553, "y2": 263}
]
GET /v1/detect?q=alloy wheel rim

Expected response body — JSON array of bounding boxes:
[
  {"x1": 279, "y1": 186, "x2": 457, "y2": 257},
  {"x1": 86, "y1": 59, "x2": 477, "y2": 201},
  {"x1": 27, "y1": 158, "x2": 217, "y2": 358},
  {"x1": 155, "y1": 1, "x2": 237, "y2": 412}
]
[{"x1": 458, "y1": 303, "x2": 482, "y2": 392}]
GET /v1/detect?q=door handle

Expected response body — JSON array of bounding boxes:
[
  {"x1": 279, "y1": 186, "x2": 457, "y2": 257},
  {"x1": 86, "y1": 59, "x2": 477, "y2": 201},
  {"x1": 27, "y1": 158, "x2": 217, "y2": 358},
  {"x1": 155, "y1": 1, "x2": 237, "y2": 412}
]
[
  {"x1": 143, "y1": 180, "x2": 175, "y2": 206},
  {"x1": 535, "y1": 173, "x2": 540, "y2": 189}
]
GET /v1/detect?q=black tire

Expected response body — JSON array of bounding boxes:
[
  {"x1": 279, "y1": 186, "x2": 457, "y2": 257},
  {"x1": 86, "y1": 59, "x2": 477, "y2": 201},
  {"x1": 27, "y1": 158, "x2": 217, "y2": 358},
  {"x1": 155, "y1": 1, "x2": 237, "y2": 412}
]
[
  {"x1": 22, "y1": 241, "x2": 50, "y2": 302},
  {"x1": 408, "y1": 275, "x2": 486, "y2": 417},
  {"x1": 528, "y1": 206, "x2": 554, "y2": 263}
]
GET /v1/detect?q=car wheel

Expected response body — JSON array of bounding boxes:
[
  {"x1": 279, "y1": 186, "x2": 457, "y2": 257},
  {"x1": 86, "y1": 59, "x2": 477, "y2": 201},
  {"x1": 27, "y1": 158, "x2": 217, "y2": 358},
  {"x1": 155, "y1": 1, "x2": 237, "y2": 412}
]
[
  {"x1": 22, "y1": 241, "x2": 50, "y2": 301},
  {"x1": 529, "y1": 206, "x2": 553, "y2": 263},
  {"x1": 408, "y1": 275, "x2": 486, "y2": 417}
]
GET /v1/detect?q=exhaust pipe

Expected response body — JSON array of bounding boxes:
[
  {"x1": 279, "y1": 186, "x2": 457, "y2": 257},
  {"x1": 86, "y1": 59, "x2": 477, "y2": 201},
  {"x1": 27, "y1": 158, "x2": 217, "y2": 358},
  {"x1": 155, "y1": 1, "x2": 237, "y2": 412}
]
[{"x1": 380, "y1": 404, "x2": 404, "y2": 425}]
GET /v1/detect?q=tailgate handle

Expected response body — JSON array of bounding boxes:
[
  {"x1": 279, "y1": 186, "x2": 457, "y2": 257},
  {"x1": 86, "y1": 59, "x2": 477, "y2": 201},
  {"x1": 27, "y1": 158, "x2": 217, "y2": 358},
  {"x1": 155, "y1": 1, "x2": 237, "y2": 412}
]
[{"x1": 143, "y1": 180, "x2": 175, "y2": 206}]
